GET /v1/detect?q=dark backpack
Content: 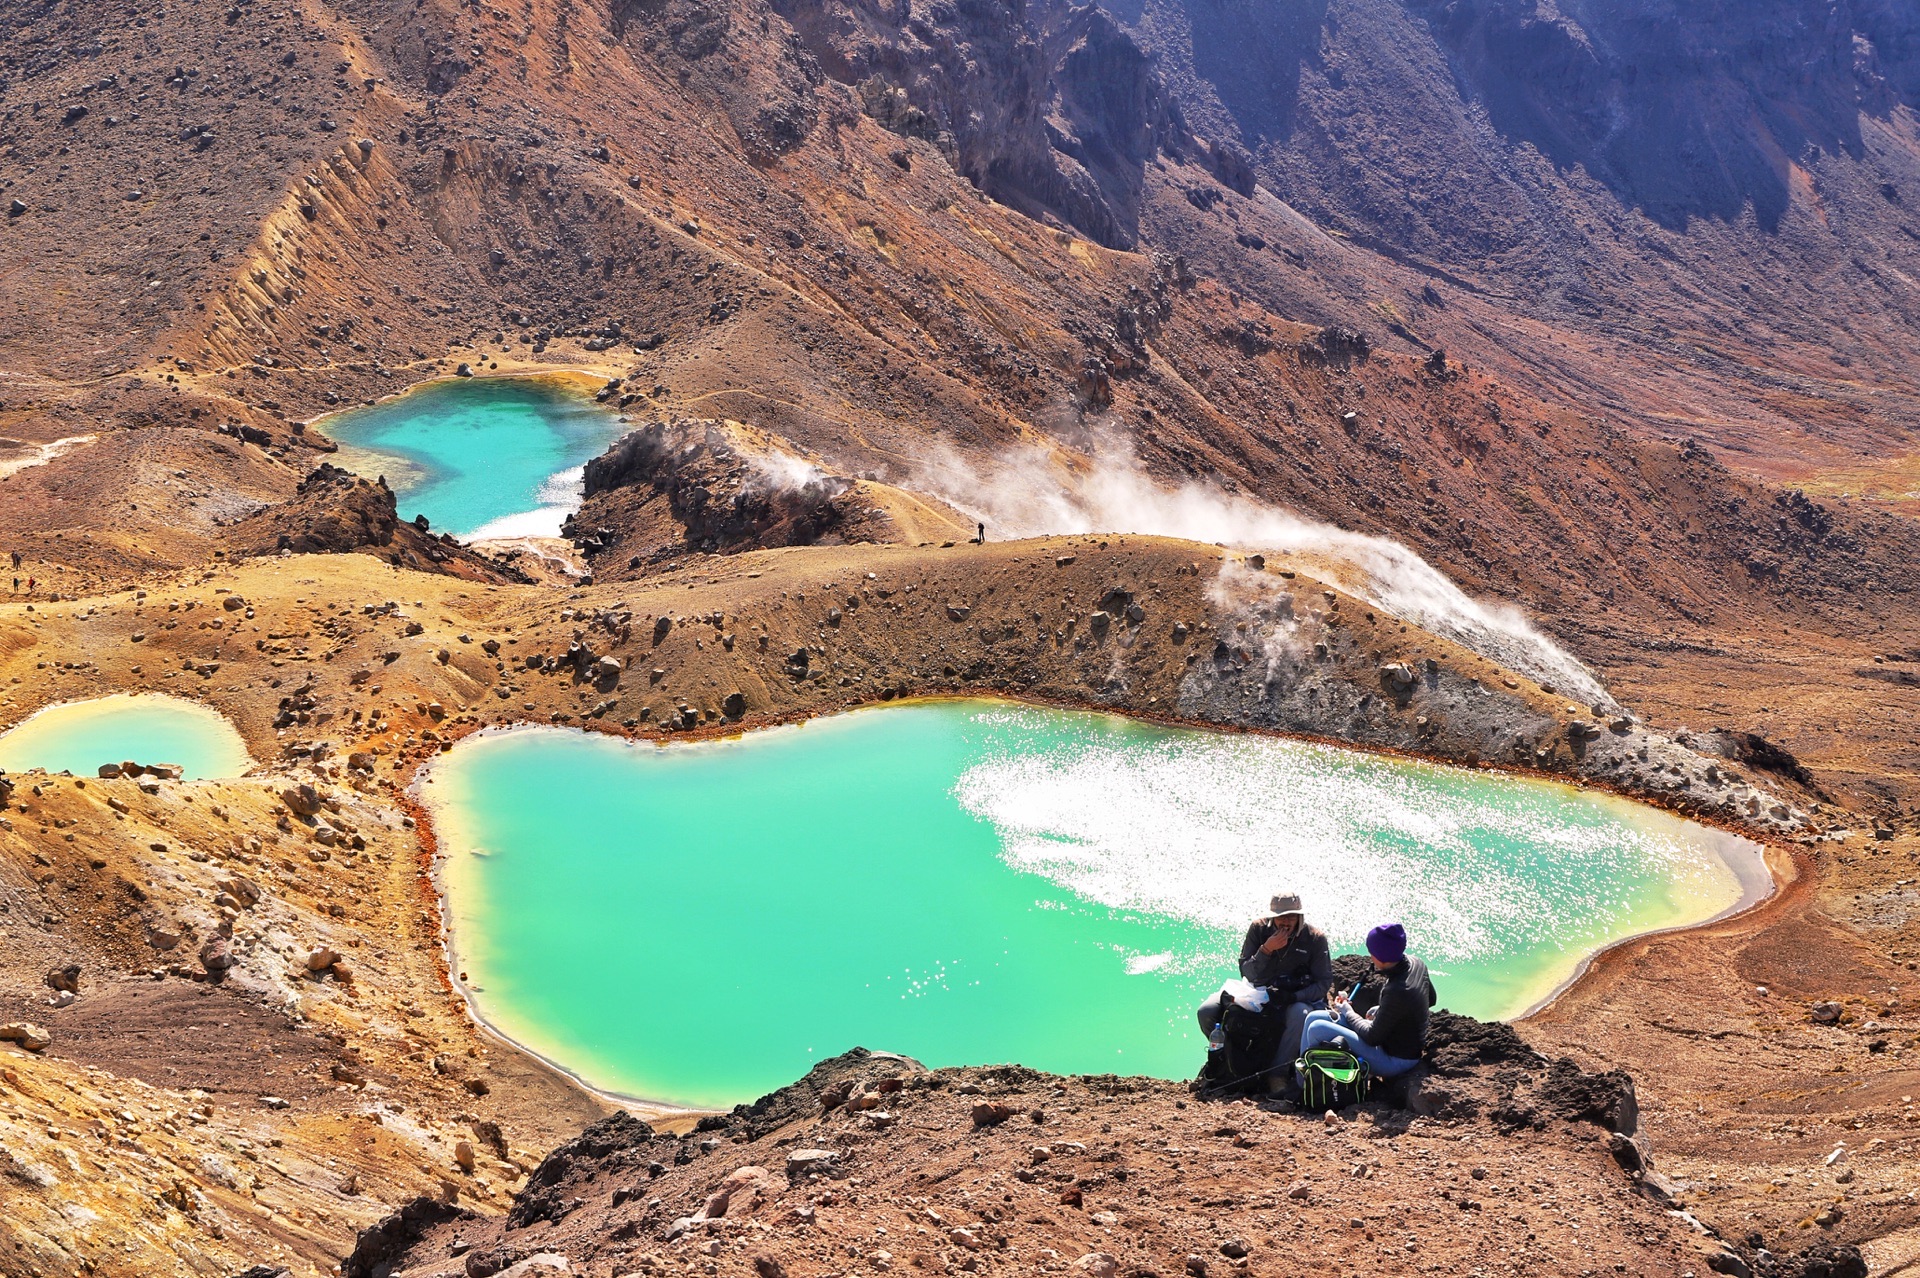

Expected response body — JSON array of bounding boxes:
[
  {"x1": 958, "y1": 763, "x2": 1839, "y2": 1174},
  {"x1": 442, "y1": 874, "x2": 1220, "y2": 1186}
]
[
  {"x1": 1297, "y1": 1046, "x2": 1371, "y2": 1110},
  {"x1": 1199, "y1": 994, "x2": 1287, "y2": 1095}
]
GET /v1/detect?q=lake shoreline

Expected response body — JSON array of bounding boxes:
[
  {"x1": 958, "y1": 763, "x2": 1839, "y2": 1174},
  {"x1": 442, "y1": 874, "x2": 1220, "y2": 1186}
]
[
  {"x1": 297, "y1": 367, "x2": 616, "y2": 433},
  {"x1": 1512, "y1": 820, "x2": 1781, "y2": 1021},
  {"x1": 0, "y1": 692, "x2": 255, "y2": 779},
  {"x1": 310, "y1": 372, "x2": 630, "y2": 541},
  {"x1": 413, "y1": 696, "x2": 1784, "y2": 1112},
  {"x1": 398, "y1": 768, "x2": 715, "y2": 1124}
]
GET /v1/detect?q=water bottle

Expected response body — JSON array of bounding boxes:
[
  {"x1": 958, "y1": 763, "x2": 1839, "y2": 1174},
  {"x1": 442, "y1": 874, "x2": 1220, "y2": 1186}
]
[{"x1": 1207, "y1": 1020, "x2": 1226, "y2": 1052}]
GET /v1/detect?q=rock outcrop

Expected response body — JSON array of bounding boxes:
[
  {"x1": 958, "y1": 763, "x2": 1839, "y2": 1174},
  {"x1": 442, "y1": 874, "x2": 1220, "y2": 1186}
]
[
  {"x1": 222, "y1": 464, "x2": 525, "y2": 583},
  {"x1": 345, "y1": 1041, "x2": 1852, "y2": 1278},
  {"x1": 1171, "y1": 559, "x2": 1810, "y2": 833},
  {"x1": 774, "y1": 0, "x2": 1196, "y2": 247},
  {"x1": 564, "y1": 419, "x2": 971, "y2": 577},
  {"x1": 223, "y1": 465, "x2": 406, "y2": 557}
]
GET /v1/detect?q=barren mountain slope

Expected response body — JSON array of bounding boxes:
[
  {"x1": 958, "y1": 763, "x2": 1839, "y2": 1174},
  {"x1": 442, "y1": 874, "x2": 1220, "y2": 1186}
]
[
  {"x1": 1115, "y1": 0, "x2": 1920, "y2": 479},
  {"x1": 3, "y1": 0, "x2": 1920, "y2": 1275},
  {"x1": 5, "y1": 0, "x2": 1919, "y2": 650}
]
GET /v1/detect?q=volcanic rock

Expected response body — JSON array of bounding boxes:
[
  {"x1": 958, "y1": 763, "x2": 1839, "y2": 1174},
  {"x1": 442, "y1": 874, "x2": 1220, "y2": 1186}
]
[
  {"x1": 971, "y1": 1101, "x2": 1016, "y2": 1127},
  {"x1": 199, "y1": 937, "x2": 236, "y2": 975},
  {"x1": 0, "y1": 1022, "x2": 51, "y2": 1051},
  {"x1": 785, "y1": 1149, "x2": 840, "y2": 1177},
  {"x1": 567, "y1": 419, "x2": 967, "y2": 575}
]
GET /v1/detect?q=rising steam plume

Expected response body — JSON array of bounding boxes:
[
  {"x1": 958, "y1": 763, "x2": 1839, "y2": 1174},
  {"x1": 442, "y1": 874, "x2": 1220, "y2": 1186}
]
[{"x1": 916, "y1": 443, "x2": 1613, "y2": 708}]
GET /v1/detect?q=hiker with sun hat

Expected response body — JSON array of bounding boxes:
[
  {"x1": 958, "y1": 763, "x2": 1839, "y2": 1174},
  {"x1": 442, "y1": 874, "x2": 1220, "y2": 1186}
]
[
  {"x1": 1197, "y1": 892, "x2": 1332, "y2": 1091},
  {"x1": 1298, "y1": 921, "x2": 1436, "y2": 1079}
]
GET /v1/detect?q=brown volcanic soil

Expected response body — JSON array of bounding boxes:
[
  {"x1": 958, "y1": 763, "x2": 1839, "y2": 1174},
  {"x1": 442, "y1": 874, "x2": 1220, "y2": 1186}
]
[
  {"x1": 346, "y1": 1045, "x2": 1719, "y2": 1278},
  {"x1": 0, "y1": 0, "x2": 1918, "y2": 1273},
  {"x1": 0, "y1": 540, "x2": 1906, "y2": 1277},
  {"x1": 4, "y1": 0, "x2": 1920, "y2": 631}
]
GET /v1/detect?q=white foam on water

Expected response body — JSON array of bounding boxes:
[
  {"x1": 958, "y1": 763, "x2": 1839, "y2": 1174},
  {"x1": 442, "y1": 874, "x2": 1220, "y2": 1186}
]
[
  {"x1": 539, "y1": 464, "x2": 588, "y2": 507},
  {"x1": 461, "y1": 466, "x2": 588, "y2": 540},
  {"x1": 952, "y1": 718, "x2": 1725, "y2": 964},
  {"x1": 464, "y1": 506, "x2": 568, "y2": 540}
]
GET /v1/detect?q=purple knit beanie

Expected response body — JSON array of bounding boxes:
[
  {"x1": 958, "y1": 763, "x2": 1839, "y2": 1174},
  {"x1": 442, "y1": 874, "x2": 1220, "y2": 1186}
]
[{"x1": 1365, "y1": 922, "x2": 1408, "y2": 964}]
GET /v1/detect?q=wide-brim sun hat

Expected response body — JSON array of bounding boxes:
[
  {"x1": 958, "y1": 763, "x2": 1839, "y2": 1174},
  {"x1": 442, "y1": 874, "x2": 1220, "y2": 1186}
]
[{"x1": 1268, "y1": 892, "x2": 1304, "y2": 918}]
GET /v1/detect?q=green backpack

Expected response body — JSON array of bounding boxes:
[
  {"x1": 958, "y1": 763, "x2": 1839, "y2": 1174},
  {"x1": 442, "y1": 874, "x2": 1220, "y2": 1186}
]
[{"x1": 1296, "y1": 1047, "x2": 1371, "y2": 1110}]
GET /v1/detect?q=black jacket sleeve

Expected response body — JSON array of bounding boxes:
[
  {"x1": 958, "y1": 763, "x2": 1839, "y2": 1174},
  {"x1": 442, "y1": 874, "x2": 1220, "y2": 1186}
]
[
  {"x1": 1236, "y1": 922, "x2": 1271, "y2": 980},
  {"x1": 1357, "y1": 981, "x2": 1416, "y2": 1050}
]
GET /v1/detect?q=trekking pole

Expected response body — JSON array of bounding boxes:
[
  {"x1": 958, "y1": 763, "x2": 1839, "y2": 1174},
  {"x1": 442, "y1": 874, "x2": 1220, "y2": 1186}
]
[{"x1": 1196, "y1": 1061, "x2": 1285, "y2": 1098}]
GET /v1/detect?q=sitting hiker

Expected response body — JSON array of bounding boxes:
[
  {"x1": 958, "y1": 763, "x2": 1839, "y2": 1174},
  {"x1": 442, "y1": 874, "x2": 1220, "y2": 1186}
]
[
  {"x1": 1299, "y1": 921, "x2": 1436, "y2": 1081},
  {"x1": 1198, "y1": 892, "x2": 1332, "y2": 1089}
]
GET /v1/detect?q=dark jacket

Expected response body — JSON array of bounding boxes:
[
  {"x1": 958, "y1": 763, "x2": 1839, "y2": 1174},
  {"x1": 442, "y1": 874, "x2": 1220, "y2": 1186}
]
[
  {"x1": 1344, "y1": 957, "x2": 1436, "y2": 1061},
  {"x1": 1237, "y1": 921, "x2": 1331, "y2": 1006}
]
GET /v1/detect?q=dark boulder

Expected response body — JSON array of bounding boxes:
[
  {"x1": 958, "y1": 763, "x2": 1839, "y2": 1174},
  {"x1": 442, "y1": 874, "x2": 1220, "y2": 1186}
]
[
  {"x1": 508, "y1": 1113, "x2": 663, "y2": 1229},
  {"x1": 342, "y1": 1196, "x2": 474, "y2": 1278}
]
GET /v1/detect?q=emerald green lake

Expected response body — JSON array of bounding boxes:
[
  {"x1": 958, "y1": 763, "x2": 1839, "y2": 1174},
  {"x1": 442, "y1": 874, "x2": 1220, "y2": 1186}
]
[
  {"x1": 429, "y1": 700, "x2": 1765, "y2": 1108},
  {"x1": 321, "y1": 377, "x2": 629, "y2": 540},
  {"x1": 0, "y1": 694, "x2": 252, "y2": 779}
]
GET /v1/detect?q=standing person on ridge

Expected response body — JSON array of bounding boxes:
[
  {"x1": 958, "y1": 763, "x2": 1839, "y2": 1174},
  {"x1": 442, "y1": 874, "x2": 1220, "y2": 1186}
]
[
  {"x1": 1198, "y1": 892, "x2": 1331, "y2": 1094},
  {"x1": 1298, "y1": 921, "x2": 1435, "y2": 1082}
]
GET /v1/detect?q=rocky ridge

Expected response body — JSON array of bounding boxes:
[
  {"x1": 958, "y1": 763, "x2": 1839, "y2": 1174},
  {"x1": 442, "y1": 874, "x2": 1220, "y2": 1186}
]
[
  {"x1": 342, "y1": 1042, "x2": 1862, "y2": 1278},
  {"x1": 222, "y1": 463, "x2": 528, "y2": 584},
  {"x1": 0, "y1": 540, "x2": 1911, "y2": 1277},
  {"x1": 562, "y1": 417, "x2": 972, "y2": 577}
]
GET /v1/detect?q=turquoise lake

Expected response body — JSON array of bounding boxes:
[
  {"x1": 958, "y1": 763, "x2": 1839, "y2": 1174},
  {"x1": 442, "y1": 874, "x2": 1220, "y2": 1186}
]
[
  {"x1": 320, "y1": 377, "x2": 629, "y2": 540},
  {"x1": 0, "y1": 694, "x2": 252, "y2": 779},
  {"x1": 428, "y1": 700, "x2": 1764, "y2": 1108}
]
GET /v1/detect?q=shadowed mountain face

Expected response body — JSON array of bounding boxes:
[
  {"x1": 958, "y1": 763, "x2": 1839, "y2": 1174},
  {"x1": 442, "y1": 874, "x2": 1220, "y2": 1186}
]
[
  {"x1": 1111, "y1": 0, "x2": 1920, "y2": 471},
  {"x1": 1407, "y1": 0, "x2": 1920, "y2": 232},
  {"x1": 1125, "y1": 0, "x2": 1920, "y2": 234},
  {"x1": 770, "y1": 0, "x2": 1191, "y2": 248}
]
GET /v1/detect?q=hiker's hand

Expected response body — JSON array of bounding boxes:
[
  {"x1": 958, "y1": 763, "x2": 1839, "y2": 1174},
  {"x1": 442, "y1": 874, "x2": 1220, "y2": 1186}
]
[
  {"x1": 1258, "y1": 932, "x2": 1286, "y2": 954},
  {"x1": 1331, "y1": 992, "x2": 1349, "y2": 1009}
]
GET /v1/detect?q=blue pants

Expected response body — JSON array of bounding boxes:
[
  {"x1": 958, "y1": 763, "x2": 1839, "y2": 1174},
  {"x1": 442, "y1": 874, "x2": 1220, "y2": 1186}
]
[{"x1": 1299, "y1": 1010, "x2": 1421, "y2": 1078}]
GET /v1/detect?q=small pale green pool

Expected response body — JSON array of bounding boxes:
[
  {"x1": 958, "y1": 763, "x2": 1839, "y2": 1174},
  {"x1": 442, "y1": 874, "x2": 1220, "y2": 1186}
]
[
  {"x1": 428, "y1": 700, "x2": 1765, "y2": 1107},
  {"x1": 320, "y1": 376, "x2": 629, "y2": 540},
  {"x1": 0, "y1": 694, "x2": 252, "y2": 779}
]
